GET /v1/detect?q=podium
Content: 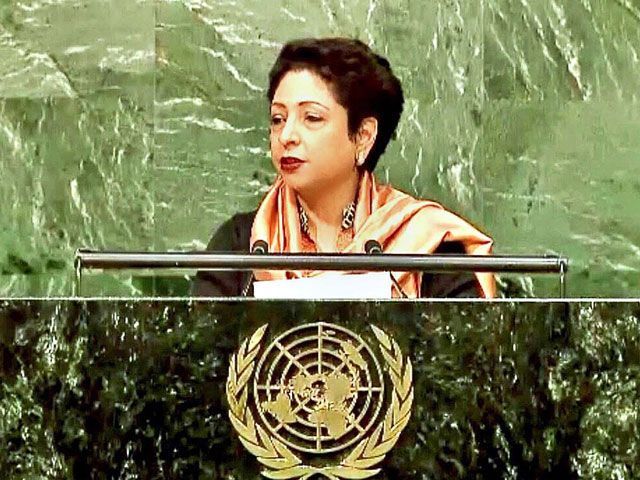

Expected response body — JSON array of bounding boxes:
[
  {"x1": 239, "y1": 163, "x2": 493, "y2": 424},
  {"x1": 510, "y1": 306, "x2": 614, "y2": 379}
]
[{"x1": 1, "y1": 299, "x2": 638, "y2": 478}]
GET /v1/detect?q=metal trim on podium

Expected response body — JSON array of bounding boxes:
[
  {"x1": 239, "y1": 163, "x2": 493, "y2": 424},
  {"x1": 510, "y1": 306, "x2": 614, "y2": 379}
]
[{"x1": 74, "y1": 249, "x2": 569, "y2": 297}]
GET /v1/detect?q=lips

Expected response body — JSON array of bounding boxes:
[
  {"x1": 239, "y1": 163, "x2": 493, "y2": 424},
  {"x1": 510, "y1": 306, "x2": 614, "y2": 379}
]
[{"x1": 280, "y1": 156, "x2": 305, "y2": 172}]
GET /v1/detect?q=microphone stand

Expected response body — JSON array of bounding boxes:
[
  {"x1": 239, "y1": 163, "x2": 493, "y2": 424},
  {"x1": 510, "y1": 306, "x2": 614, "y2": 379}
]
[
  {"x1": 364, "y1": 240, "x2": 408, "y2": 298},
  {"x1": 241, "y1": 241, "x2": 269, "y2": 296}
]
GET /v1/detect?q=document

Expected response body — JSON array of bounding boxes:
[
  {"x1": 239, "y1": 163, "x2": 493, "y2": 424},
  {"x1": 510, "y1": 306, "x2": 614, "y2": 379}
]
[{"x1": 253, "y1": 272, "x2": 392, "y2": 299}]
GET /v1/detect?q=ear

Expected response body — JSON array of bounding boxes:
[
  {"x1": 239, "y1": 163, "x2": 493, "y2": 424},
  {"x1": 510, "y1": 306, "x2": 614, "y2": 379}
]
[{"x1": 357, "y1": 117, "x2": 378, "y2": 159}]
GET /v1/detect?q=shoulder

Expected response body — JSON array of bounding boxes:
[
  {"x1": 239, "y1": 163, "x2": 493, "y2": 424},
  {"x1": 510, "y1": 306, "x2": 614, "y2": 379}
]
[
  {"x1": 420, "y1": 241, "x2": 481, "y2": 298},
  {"x1": 205, "y1": 210, "x2": 257, "y2": 252}
]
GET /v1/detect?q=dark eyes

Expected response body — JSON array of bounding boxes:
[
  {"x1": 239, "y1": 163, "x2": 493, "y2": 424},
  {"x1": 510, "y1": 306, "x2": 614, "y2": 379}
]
[
  {"x1": 270, "y1": 115, "x2": 284, "y2": 126},
  {"x1": 269, "y1": 113, "x2": 324, "y2": 126},
  {"x1": 305, "y1": 114, "x2": 322, "y2": 123}
]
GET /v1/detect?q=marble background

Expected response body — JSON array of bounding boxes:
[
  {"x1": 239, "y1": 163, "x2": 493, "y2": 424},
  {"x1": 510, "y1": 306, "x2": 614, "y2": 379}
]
[{"x1": 1, "y1": 0, "x2": 639, "y2": 297}]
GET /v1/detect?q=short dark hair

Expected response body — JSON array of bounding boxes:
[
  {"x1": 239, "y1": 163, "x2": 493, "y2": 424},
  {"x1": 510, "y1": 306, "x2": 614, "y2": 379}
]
[{"x1": 267, "y1": 38, "x2": 404, "y2": 172}]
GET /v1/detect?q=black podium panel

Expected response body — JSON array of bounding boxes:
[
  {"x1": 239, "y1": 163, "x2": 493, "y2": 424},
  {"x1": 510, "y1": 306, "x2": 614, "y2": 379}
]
[{"x1": 1, "y1": 300, "x2": 638, "y2": 479}]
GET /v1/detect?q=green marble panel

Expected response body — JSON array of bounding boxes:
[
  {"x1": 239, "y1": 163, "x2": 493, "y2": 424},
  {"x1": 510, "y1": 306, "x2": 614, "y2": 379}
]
[
  {"x1": 479, "y1": 100, "x2": 640, "y2": 296},
  {"x1": 0, "y1": 0, "x2": 639, "y2": 296},
  {"x1": 376, "y1": 0, "x2": 485, "y2": 216},
  {"x1": 484, "y1": 0, "x2": 640, "y2": 101},
  {"x1": 0, "y1": 0, "x2": 155, "y2": 296},
  {"x1": 0, "y1": 0, "x2": 154, "y2": 101},
  {"x1": 154, "y1": 1, "x2": 273, "y2": 249},
  {"x1": 0, "y1": 300, "x2": 639, "y2": 478},
  {"x1": 0, "y1": 95, "x2": 154, "y2": 296}
]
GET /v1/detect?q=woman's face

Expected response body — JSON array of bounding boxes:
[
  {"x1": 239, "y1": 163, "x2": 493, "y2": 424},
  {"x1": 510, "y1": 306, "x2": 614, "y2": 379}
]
[{"x1": 269, "y1": 69, "x2": 358, "y2": 196}]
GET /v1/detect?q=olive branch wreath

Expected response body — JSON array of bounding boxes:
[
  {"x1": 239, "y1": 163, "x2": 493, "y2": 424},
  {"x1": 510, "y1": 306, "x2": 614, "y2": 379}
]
[{"x1": 226, "y1": 324, "x2": 413, "y2": 480}]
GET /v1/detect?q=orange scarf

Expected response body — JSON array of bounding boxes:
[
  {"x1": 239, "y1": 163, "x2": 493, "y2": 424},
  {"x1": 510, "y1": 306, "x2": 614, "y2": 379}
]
[{"x1": 250, "y1": 172, "x2": 495, "y2": 298}]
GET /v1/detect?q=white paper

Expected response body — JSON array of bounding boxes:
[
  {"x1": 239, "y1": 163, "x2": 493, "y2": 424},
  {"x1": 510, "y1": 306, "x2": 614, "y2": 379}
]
[{"x1": 253, "y1": 272, "x2": 392, "y2": 299}]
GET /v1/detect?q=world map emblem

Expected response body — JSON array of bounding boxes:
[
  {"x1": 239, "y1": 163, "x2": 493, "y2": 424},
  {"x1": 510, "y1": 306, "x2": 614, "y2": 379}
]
[{"x1": 226, "y1": 322, "x2": 414, "y2": 479}]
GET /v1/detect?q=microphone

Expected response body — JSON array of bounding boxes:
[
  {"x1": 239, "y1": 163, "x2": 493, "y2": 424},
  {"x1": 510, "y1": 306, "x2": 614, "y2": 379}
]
[
  {"x1": 242, "y1": 240, "x2": 269, "y2": 296},
  {"x1": 363, "y1": 239, "x2": 408, "y2": 298},
  {"x1": 364, "y1": 239, "x2": 383, "y2": 255},
  {"x1": 251, "y1": 240, "x2": 268, "y2": 254}
]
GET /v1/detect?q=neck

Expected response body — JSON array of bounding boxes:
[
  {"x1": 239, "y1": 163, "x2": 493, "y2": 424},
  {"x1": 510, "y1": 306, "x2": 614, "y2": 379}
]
[{"x1": 297, "y1": 173, "x2": 360, "y2": 231}]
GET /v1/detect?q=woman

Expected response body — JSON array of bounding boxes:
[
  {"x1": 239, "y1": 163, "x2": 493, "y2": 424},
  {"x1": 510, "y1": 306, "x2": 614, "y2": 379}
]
[{"x1": 193, "y1": 38, "x2": 495, "y2": 298}]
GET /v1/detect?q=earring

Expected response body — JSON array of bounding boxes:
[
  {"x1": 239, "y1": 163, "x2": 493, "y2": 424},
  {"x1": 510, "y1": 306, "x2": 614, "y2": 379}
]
[{"x1": 356, "y1": 151, "x2": 365, "y2": 166}]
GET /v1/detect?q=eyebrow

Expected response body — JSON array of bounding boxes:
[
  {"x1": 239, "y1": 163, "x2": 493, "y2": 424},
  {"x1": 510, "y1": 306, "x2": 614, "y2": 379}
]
[{"x1": 270, "y1": 101, "x2": 329, "y2": 111}]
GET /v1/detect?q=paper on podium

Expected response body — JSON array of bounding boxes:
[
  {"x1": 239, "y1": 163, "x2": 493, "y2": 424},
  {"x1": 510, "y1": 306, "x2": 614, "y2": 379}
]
[{"x1": 253, "y1": 272, "x2": 392, "y2": 299}]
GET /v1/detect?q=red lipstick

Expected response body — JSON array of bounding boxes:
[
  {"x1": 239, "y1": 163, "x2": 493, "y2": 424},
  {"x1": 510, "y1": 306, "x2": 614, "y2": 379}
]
[{"x1": 280, "y1": 156, "x2": 304, "y2": 173}]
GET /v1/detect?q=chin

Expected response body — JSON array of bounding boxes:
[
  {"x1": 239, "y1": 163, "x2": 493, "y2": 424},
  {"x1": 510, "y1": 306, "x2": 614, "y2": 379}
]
[
  {"x1": 280, "y1": 174, "x2": 307, "y2": 191},
  {"x1": 280, "y1": 174, "x2": 319, "y2": 196}
]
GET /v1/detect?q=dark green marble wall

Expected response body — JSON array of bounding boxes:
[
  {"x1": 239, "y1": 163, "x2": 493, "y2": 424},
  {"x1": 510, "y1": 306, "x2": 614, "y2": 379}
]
[
  {"x1": 1, "y1": 1, "x2": 639, "y2": 297},
  {"x1": 0, "y1": 300, "x2": 639, "y2": 478}
]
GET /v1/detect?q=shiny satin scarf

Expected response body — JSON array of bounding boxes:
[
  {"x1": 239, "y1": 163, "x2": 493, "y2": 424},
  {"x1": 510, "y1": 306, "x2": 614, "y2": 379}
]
[{"x1": 250, "y1": 171, "x2": 496, "y2": 298}]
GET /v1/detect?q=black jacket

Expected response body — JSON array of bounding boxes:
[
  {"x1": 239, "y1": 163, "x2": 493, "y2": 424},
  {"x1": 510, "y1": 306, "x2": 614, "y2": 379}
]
[{"x1": 192, "y1": 211, "x2": 479, "y2": 298}]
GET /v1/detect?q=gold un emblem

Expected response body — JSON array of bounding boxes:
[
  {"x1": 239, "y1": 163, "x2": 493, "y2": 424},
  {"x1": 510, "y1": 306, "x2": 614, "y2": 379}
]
[{"x1": 226, "y1": 322, "x2": 414, "y2": 479}]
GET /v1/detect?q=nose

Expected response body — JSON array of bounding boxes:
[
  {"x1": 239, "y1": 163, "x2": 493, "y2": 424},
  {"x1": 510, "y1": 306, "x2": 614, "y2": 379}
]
[{"x1": 278, "y1": 115, "x2": 300, "y2": 147}]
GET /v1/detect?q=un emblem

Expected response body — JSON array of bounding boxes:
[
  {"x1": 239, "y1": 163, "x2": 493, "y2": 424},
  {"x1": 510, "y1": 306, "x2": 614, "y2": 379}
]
[{"x1": 226, "y1": 322, "x2": 413, "y2": 479}]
